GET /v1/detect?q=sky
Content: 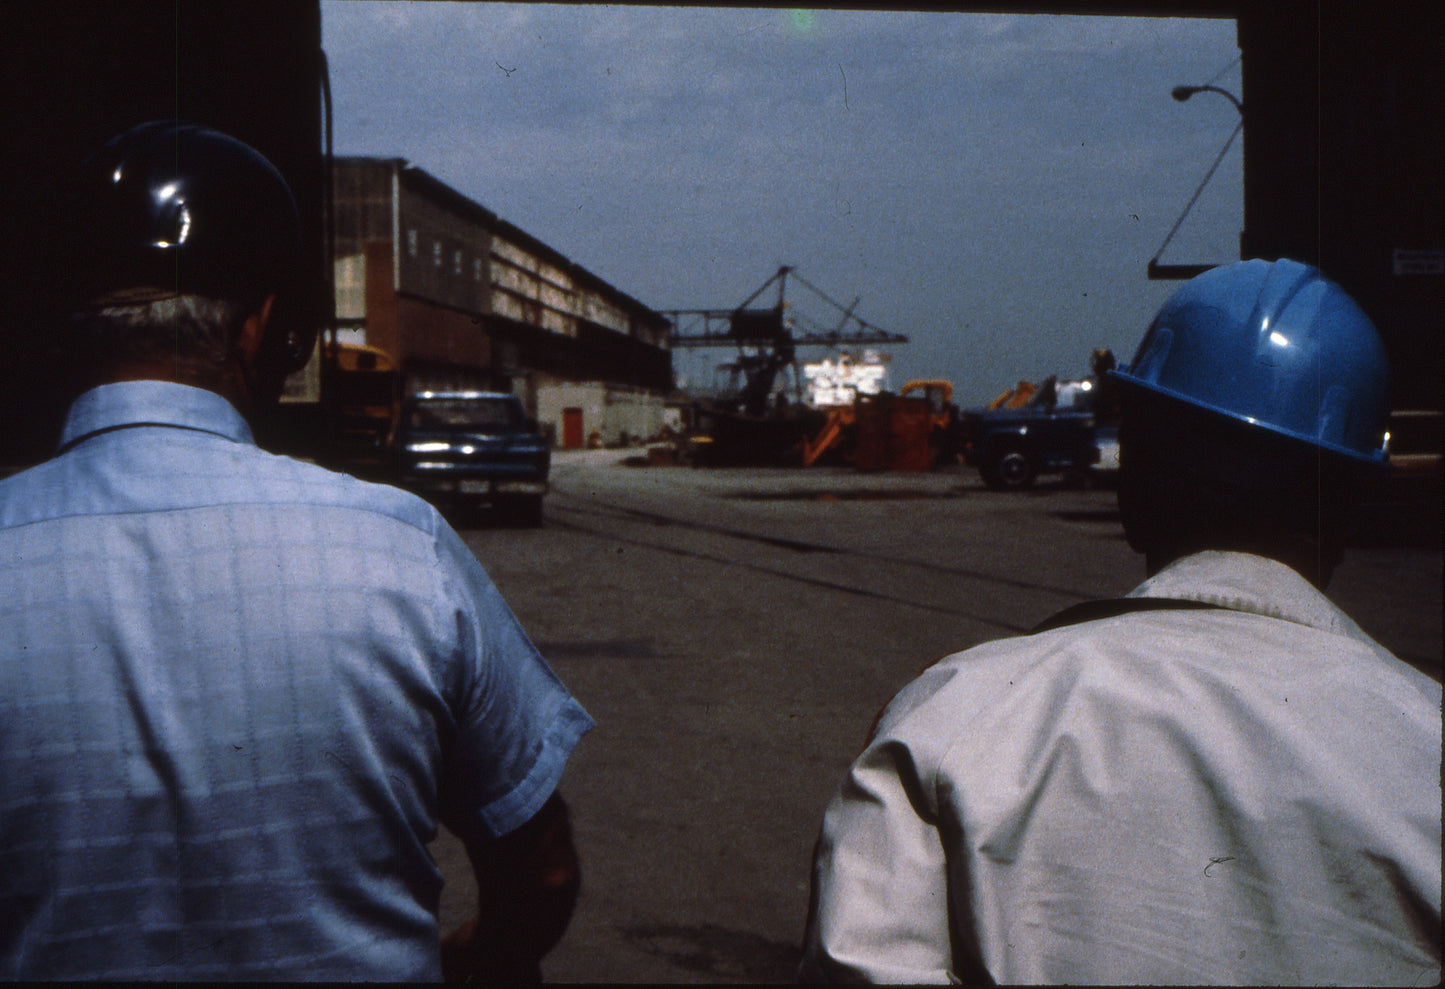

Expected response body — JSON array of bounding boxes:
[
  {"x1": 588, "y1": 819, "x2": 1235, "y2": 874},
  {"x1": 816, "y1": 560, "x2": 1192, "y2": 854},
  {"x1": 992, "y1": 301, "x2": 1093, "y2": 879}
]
[{"x1": 320, "y1": 3, "x2": 1243, "y2": 405}]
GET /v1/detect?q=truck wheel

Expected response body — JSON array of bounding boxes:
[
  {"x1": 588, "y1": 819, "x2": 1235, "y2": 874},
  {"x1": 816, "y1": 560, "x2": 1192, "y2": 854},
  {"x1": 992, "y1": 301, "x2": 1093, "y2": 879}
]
[
  {"x1": 499, "y1": 495, "x2": 544, "y2": 528},
  {"x1": 986, "y1": 448, "x2": 1036, "y2": 490},
  {"x1": 521, "y1": 495, "x2": 544, "y2": 528}
]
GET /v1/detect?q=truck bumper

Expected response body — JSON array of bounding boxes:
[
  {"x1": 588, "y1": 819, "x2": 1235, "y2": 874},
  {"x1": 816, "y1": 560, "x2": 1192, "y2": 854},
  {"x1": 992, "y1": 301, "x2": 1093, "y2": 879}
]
[{"x1": 401, "y1": 470, "x2": 548, "y2": 497}]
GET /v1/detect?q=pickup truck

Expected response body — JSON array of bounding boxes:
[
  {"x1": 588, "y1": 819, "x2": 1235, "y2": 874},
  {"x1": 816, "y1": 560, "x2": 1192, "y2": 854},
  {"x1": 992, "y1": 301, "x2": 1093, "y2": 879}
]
[
  {"x1": 958, "y1": 377, "x2": 1114, "y2": 489},
  {"x1": 392, "y1": 390, "x2": 550, "y2": 525}
]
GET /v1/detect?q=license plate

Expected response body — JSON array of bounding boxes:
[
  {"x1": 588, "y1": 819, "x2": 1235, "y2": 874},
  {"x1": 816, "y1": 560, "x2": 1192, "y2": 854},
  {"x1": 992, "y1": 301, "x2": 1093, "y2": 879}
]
[
  {"x1": 458, "y1": 480, "x2": 490, "y2": 494},
  {"x1": 494, "y1": 480, "x2": 547, "y2": 495}
]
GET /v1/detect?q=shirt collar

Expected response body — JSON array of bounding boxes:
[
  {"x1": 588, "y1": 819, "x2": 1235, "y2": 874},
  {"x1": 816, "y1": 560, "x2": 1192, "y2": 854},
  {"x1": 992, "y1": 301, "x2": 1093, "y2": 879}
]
[
  {"x1": 1126, "y1": 549, "x2": 1374, "y2": 644},
  {"x1": 58, "y1": 380, "x2": 255, "y2": 451}
]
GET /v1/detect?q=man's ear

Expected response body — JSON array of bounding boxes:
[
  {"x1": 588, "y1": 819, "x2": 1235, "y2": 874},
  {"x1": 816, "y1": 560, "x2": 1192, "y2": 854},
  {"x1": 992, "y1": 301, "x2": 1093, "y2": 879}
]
[{"x1": 236, "y1": 294, "x2": 277, "y2": 364}]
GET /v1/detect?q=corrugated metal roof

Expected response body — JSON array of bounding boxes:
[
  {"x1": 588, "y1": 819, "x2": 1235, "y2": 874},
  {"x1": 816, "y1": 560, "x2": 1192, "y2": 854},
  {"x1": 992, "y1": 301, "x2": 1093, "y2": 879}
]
[{"x1": 333, "y1": 155, "x2": 667, "y2": 329}]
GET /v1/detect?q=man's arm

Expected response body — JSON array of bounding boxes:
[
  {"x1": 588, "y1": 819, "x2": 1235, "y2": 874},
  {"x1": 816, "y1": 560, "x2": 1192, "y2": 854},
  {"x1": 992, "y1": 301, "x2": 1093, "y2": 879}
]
[
  {"x1": 799, "y1": 739, "x2": 960, "y2": 983},
  {"x1": 440, "y1": 792, "x2": 581, "y2": 983}
]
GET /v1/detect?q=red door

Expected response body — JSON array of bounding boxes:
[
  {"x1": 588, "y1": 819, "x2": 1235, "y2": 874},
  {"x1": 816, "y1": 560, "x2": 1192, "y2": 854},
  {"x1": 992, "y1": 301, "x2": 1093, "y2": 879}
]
[{"x1": 562, "y1": 407, "x2": 585, "y2": 449}]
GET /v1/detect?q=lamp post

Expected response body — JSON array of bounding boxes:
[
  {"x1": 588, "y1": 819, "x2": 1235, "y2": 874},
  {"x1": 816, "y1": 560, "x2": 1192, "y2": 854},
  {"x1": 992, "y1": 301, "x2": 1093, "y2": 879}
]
[
  {"x1": 1171, "y1": 84, "x2": 1244, "y2": 117},
  {"x1": 1148, "y1": 83, "x2": 1246, "y2": 280}
]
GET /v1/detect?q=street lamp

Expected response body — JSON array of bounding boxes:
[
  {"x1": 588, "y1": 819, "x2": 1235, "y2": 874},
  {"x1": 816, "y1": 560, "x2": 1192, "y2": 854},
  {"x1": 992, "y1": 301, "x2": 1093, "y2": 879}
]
[
  {"x1": 1149, "y1": 82, "x2": 1246, "y2": 280},
  {"x1": 1171, "y1": 84, "x2": 1244, "y2": 117}
]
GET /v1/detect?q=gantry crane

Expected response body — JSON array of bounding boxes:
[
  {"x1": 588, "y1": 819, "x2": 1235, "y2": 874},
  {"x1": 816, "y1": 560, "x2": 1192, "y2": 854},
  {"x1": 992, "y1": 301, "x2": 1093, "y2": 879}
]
[{"x1": 662, "y1": 266, "x2": 908, "y2": 417}]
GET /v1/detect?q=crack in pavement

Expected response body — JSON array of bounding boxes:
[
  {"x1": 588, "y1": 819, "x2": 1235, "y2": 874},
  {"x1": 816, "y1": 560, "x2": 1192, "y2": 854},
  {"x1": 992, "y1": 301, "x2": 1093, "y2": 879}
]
[
  {"x1": 551, "y1": 491, "x2": 1103, "y2": 600},
  {"x1": 544, "y1": 499, "x2": 1042, "y2": 633}
]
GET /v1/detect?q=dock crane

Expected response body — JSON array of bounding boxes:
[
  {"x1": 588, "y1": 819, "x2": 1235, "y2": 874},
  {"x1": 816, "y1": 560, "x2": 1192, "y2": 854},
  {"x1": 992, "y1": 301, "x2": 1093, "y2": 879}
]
[{"x1": 663, "y1": 266, "x2": 908, "y2": 417}]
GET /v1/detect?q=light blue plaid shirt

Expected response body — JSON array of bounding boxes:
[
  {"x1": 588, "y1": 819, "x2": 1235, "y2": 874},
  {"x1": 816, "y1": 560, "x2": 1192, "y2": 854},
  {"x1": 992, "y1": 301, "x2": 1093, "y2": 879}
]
[{"x1": 0, "y1": 380, "x2": 592, "y2": 980}]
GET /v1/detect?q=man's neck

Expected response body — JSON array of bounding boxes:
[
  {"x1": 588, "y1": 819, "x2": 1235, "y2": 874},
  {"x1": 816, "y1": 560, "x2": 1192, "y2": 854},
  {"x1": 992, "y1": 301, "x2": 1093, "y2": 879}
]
[
  {"x1": 90, "y1": 362, "x2": 251, "y2": 417},
  {"x1": 1147, "y1": 536, "x2": 1336, "y2": 590}
]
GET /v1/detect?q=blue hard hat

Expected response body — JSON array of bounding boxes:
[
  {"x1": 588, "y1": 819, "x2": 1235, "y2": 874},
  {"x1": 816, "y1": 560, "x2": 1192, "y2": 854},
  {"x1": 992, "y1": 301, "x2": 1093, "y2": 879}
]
[{"x1": 1112, "y1": 259, "x2": 1391, "y2": 465}]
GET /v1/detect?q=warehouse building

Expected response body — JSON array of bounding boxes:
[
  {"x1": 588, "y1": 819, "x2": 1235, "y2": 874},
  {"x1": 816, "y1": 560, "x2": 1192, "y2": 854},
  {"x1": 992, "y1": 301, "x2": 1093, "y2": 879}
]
[{"x1": 325, "y1": 156, "x2": 672, "y2": 448}]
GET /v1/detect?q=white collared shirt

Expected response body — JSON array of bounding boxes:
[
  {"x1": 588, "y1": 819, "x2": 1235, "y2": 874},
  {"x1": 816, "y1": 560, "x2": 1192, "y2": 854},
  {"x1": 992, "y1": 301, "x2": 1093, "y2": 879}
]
[{"x1": 802, "y1": 551, "x2": 1442, "y2": 985}]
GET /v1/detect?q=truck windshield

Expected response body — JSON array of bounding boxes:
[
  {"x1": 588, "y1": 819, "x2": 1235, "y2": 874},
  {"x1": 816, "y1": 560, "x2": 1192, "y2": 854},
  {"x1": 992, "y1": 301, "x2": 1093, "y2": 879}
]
[
  {"x1": 1028, "y1": 381, "x2": 1094, "y2": 412},
  {"x1": 1053, "y1": 383, "x2": 1093, "y2": 411},
  {"x1": 408, "y1": 398, "x2": 520, "y2": 430}
]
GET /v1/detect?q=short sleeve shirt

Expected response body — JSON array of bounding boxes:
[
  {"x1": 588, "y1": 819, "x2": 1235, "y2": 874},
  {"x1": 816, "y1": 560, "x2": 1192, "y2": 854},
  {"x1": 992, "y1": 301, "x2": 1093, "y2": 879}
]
[{"x1": 0, "y1": 381, "x2": 593, "y2": 980}]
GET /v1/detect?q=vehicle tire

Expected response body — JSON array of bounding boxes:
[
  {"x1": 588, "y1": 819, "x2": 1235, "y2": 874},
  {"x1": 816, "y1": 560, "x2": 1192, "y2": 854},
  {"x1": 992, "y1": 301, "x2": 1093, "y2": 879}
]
[
  {"x1": 521, "y1": 495, "x2": 544, "y2": 528},
  {"x1": 499, "y1": 494, "x2": 544, "y2": 528},
  {"x1": 986, "y1": 447, "x2": 1036, "y2": 490}
]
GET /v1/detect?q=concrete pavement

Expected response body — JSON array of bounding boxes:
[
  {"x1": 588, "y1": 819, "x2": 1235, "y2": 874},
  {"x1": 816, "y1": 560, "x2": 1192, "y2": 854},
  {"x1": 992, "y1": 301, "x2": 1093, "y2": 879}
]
[{"x1": 432, "y1": 450, "x2": 1440, "y2": 982}]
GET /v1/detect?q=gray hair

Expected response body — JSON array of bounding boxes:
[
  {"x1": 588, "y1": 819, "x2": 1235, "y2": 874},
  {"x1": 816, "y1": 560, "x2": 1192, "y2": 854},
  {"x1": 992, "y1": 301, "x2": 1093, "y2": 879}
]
[{"x1": 63, "y1": 293, "x2": 252, "y2": 386}]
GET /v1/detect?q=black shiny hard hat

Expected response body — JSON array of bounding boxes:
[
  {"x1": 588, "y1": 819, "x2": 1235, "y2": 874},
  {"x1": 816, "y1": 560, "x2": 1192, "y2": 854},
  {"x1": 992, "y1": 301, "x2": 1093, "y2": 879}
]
[{"x1": 72, "y1": 121, "x2": 313, "y2": 373}]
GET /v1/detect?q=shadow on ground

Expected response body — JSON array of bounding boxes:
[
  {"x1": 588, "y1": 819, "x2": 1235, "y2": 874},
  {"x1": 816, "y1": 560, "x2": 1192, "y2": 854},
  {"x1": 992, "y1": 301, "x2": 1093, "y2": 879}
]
[{"x1": 619, "y1": 923, "x2": 802, "y2": 982}]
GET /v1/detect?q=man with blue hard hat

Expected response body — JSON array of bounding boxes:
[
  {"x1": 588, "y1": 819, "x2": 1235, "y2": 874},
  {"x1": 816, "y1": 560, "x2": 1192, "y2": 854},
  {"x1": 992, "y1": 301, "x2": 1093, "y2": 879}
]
[{"x1": 801, "y1": 259, "x2": 1441, "y2": 984}]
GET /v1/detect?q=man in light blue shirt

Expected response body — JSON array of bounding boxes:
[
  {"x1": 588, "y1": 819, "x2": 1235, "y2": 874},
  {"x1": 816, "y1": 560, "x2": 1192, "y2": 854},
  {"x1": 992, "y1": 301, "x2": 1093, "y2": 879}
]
[{"x1": 0, "y1": 122, "x2": 592, "y2": 981}]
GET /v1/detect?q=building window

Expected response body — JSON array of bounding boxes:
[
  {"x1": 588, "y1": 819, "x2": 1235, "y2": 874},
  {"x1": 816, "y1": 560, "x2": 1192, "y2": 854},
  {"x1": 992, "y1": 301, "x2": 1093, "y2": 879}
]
[
  {"x1": 473, "y1": 257, "x2": 483, "y2": 282},
  {"x1": 454, "y1": 249, "x2": 463, "y2": 275},
  {"x1": 432, "y1": 240, "x2": 442, "y2": 267},
  {"x1": 406, "y1": 229, "x2": 418, "y2": 257}
]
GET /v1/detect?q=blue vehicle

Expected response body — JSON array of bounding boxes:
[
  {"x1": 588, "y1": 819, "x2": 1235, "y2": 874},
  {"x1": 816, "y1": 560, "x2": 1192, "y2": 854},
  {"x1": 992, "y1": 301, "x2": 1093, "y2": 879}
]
[
  {"x1": 959, "y1": 377, "x2": 1115, "y2": 490},
  {"x1": 393, "y1": 390, "x2": 550, "y2": 525}
]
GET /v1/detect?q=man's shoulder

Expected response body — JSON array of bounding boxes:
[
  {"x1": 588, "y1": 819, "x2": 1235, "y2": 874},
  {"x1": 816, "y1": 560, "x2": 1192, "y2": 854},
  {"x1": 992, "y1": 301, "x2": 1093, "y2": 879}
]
[
  {"x1": 881, "y1": 566, "x2": 1438, "y2": 753},
  {"x1": 239, "y1": 450, "x2": 442, "y2": 532},
  {"x1": 0, "y1": 440, "x2": 446, "y2": 543}
]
